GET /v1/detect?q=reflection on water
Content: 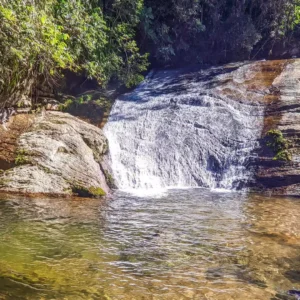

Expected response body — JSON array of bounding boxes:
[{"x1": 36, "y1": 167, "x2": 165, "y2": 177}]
[{"x1": 0, "y1": 189, "x2": 300, "y2": 299}]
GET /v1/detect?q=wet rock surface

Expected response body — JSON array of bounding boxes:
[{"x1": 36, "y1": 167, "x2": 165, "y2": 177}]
[
  {"x1": 104, "y1": 58, "x2": 300, "y2": 195},
  {"x1": 1, "y1": 60, "x2": 300, "y2": 196},
  {"x1": 0, "y1": 111, "x2": 110, "y2": 196},
  {"x1": 254, "y1": 60, "x2": 300, "y2": 196}
]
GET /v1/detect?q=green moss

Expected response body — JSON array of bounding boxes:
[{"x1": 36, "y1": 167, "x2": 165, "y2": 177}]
[
  {"x1": 40, "y1": 166, "x2": 52, "y2": 174},
  {"x1": 266, "y1": 129, "x2": 289, "y2": 151},
  {"x1": 273, "y1": 150, "x2": 292, "y2": 161},
  {"x1": 58, "y1": 98, "x2": 74, "y2": 111},
  {"x1": 265, "y1": 129, "x2": 292, "y2": 162},
  {"x1": 0, "y1": 178, "x2": 9, "y2": 186},
  {"x1": 103, "y1": 170, "x2": 116, "y2": 189},
  {"x1": 88, "y1": 187, "x2": 106, "y2": 197},
  {"x1": 15, "y1": 149, "x2": 32, "y2": 165},
  {"x1": 71, "y1": 185, "x2": 106, "y2": 198}
]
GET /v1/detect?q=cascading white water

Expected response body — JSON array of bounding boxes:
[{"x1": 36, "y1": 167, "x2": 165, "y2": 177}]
[{"x1": 104, "y1": 62, "x2": 266, "y2": 190}]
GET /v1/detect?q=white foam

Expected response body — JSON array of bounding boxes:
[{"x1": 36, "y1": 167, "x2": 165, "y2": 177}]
[{"x1": 104, "y1": 63, "x2": 264, "y2": 191}]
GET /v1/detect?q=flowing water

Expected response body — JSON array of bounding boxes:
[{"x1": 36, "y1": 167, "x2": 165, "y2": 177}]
[
  {"x1": 1, "y1": 61, "x2": 297, "y2": 299},
  {"x1": 0, "y1": 190, "x2": 300, "y2": 299},
  {"x1": 104, "y1": 62, "x2": 268, "y2": 190}
]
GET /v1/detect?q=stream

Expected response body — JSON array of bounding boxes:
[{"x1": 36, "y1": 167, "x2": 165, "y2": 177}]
[{"x1": 0, "y1": 189, "x2": 300, "y2": 299}]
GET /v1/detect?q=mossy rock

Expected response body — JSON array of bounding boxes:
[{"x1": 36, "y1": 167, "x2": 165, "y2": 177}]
[
  {"x1": 103, "y1": 170, "x2": 116, "y2": 189},
  {"x1": 71, "y1": 185, "x2": 106, "y2": 198},
  {"x1": 0, "y1": 178, "x2": 9, "y2": 186},
  {"x1": 88, "y1": 187, "x2": 106, "y2": 197},
  {"x1": 265, "y1": 129, "x2": 292, "y2": 162},
  {"x1": 273, "y1": 149, "x2": 292, "y2": 162},
  {"x1": 15, "y1": 149, "x2": 32, "y2": 165}
]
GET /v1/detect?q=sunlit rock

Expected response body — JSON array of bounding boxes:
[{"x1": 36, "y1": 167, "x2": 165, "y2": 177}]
[{"x1": 0, "y1": 111, "x2": 110, "y2": 196}]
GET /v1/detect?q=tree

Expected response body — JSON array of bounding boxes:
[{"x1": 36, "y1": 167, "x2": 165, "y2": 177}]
[{"x1": 0, "y1": 0, "x2": 148, "y2": 107}]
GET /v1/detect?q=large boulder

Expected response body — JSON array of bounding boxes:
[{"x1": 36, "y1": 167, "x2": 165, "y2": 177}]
[{"x1": 0, "y1": 111, "x2": 111, "y2": 197}]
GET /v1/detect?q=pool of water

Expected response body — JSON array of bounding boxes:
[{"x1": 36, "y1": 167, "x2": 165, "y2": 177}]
[{"x1": 0, "y1": 189, "x2": 300, "y2": 299}]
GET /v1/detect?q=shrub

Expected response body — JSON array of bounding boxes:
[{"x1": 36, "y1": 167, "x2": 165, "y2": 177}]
[
  {"x1": 0, "y1": 0, "x2": 149, "y2": 106},
  {"x1": 265, "y1": 129, "x2": 292, "y2": 162}
]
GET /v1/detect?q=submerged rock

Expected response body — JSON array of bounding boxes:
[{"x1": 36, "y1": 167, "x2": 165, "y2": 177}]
[{"x1": 0, "y1": 111, "x2": 110, "y2": 197}]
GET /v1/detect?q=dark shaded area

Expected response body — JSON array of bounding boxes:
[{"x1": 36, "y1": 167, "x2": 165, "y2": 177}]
[
  {"x1": 285, "y1": 270, "x2": 300, "y2": 283},
  {"x1": 289, "y1": 290, "x2": 300, "y2": 297},
  {"x1": 255, "y1": 174, "x2": 300, "y2": 189},
  {"x1": 0, "y1": 159, "x2": 15, "y2": 171},
  {"x1": 271, "y1": 293, "x2": 296, "y2": 300},
  {"x1": 63, "y1": 101, "x2": 110, "y2": 128},
  {"x1": 206, "y1": 155, "x2": 222, "y2": 174},
  {"x1": 0, "y1": 276, "x2": 40, "y2": 300},
  {"x1": 139, "y1": 0, "x2": 300, "y2": 68}
]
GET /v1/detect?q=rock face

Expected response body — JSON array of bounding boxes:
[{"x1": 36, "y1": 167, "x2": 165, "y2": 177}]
[
  {"x1": 0, "y1": 114, "x2": 34, "y2": 170},
  {"x1": 0, "y1": 112, "x2": 110, "y2": 196},
  {"x1": 254, "y1": 59, "x2": 300, "y2": 196},
  {"x1": 2, "y1": 60, "x2": 300, "y2": 197}
]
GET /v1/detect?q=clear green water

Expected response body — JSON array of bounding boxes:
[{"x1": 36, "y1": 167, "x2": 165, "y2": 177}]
[{"x1": 0, "y1": 189, "x2": 300, "y2": 299}]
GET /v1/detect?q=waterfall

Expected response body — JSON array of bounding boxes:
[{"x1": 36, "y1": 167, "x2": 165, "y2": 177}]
[{"x1": 104, "y1": 62, "x2": 266, "y2": 190}]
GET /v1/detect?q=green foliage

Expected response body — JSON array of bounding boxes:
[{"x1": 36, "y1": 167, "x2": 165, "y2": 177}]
[
  {"x1": 265, "y1": 129, "x2": 292, "y2": 162},
  {"x1": 0, "y1": 0, "x2": 148, "y2": 106},
  {"x1": 138, "y1": 0, "x2": 300, "y2": 65},
  {"x1": 0, "y1": 0, "x2": 299, "y2": 106},
  {"x1": 59, "y1": 94, "x2": 111, "y2": 111},
  {"x1": 274, "y1": 150, "x2": 292, "y2": 162},
  {"x1": 140, "y1": 0, "x2": 205, "y2": 63},
  {"x1": 293, "y1": 4, "x2": 300, "y2": 28},
  {"x1": 58, "y1": 99, "x2": 74, "y2": 111},
  {"x1": 266, "y1": 129, "x2": 288, "y2": 151}
]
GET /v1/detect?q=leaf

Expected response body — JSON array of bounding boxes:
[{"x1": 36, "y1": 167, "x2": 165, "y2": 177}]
[{"x1": 40, "y1": 15, "x2": 47, "y2": 25}]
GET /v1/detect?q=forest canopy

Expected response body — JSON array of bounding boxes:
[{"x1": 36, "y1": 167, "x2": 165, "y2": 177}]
[{"x1": 0, "y1": 0, "x2": 300, "y2": 105}]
